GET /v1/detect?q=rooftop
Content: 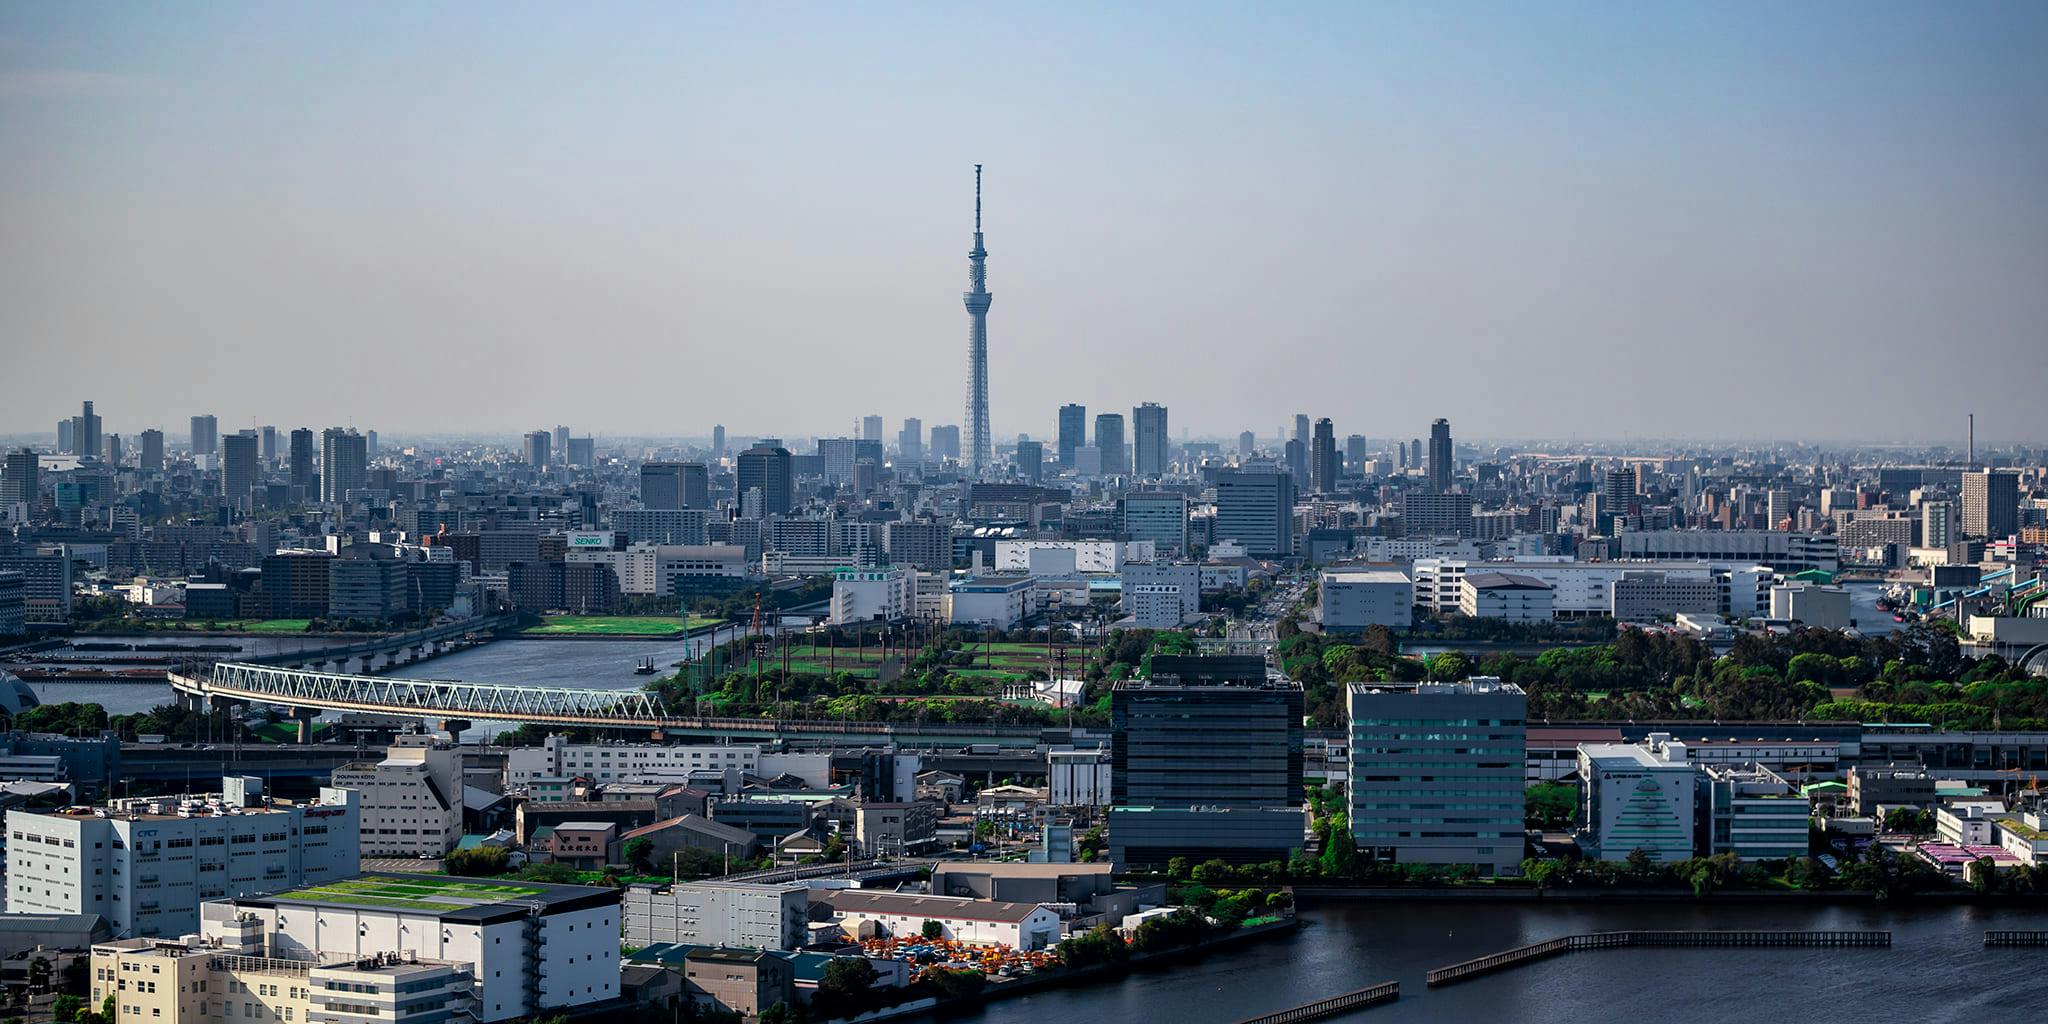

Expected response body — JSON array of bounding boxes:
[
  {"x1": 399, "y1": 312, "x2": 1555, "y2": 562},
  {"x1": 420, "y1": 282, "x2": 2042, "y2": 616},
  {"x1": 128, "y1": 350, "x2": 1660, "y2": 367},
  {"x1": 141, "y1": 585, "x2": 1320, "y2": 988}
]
[
  {"x1": 812, "y1": 889, "x2": 1051, "y2": 924},
  {"x1": 242, "y1": 872, "x2": 616, "y2": 922}
]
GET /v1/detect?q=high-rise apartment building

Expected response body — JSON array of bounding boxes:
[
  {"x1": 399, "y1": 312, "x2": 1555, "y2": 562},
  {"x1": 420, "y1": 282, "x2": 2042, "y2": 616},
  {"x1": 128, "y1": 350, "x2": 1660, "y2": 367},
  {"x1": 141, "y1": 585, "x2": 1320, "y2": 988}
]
[
  {"x1": 1094, "y1": 413, "x2": 1127, "y2": 476},
  {"x1": 1215, "y1": 467, "x2": 1295, "y2": 557},
  {"x1": 1057, "y1": 404, "x2": 1087, "y2": 467},
  {"x1": 929, "y1": 424, "x2": 961, "y2": 461},
  {"x1": 1310, "y1": 417, "x2": 1338, "y2": 493},
  {"x1": 1109, "y1": 656, "x2": 1304, "y2": 867},
  {"x1": 1961, "y1": 469, "x2": 2019, "y2": 539},
  {"x1": 736, "y1": 443, "x2": 794, "y2": 516},
  {"x1": 139, "y1": 429, "x2": 164, "y2": 472},
  {"x1": 1427, "y1": 418, "x2": 1453, "y2": 492},
  {"x1": 522, "y1": 429, "x2": 552, "y2": 467},
  {"x1": 553, "y1": 424, "x2": 570, "y2": 461},
  {"x1": 641, "y1": 461, "x2": 708, "y2": 509},
  {"x1": 190, "y1": 414, "x2": 218, "y2": 456},
  {"x1": 320, "y1": 428, "x2": 367, "y2": 503},
  {"x1": 1, "y1": 448, "x2": 37, "y2": 507},
  {"x1": 222, "y1": 431, "x2": 259, "y2": 502},
  {"x1": 1348, "y1": 678, "x2": 1527, "y2": 877},
  {"x1": 1013, "y1": 440, "x2": 1043, "y2": 485},
  {"x1": 101, "y1": 434, "x2": 122, "y2": 467},
  {"x1": 1132, "y1": 402, "x2": 1169, "y2": 477},
  {"x1": 711, "y1": 423, "x2": 726, "y2": 458},
  {"x1": 1344, "y1": 434, "x2": 1367, "y2": 474}
]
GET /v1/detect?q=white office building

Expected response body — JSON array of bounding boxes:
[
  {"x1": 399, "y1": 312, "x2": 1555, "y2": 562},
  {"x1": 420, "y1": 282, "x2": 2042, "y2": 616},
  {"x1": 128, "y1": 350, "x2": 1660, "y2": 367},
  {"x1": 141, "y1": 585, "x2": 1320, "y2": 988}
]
[
  {"x1": 1048, "y1": 748, "x2": 1112, "y2": 808},
  {"x1": 1769, "y1": 583, "x2": 1852, "y2": 629},
  {"x1": 330, "y1": 734, "x2": 464, "y2": 858},
  {"x1": 1317, "y1": 568, "x2": 1413, "y2": 630},
  {"x1": 1701, "y1": 764, "x2": 1808, "y2": 861},
  {"x1": 7, "y1": 777, "x2": 359, "y2": 938},
  {"x1": 830, "y1": 566, "x2": 916, "y2": 624},
  {"x1": 950, "y1": 575, "x2": 1033, "y2": 628},
  {"x1": 1120, "y1": 562, "x2": 1201, "y2": 628},
  {"x1": 1576, "y1": 735, "x2": 1697, "y2": 863},
  {"x1": 994, "y1": 539, "x2": 1153, "y2": 574},
  {"x1": 507, "y1": 734, "x2": 762, "y2": 787},
  {"x1": 622, "y1": 880, "x2": 811, "y2": 949},
  {"x1": 1458, "y1": 572, "x2": 1554, "y2": 622},
  {"x1": 204, "y1": 873, "x2": 621, "y2": 1022}
]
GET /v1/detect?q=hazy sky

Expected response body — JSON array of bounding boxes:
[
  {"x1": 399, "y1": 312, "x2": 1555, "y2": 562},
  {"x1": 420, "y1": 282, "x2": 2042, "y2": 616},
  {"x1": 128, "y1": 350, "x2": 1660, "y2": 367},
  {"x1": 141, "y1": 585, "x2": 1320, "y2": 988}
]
[{"x1": 4, "y1": 3, "x2": 2046, "y2": 444}]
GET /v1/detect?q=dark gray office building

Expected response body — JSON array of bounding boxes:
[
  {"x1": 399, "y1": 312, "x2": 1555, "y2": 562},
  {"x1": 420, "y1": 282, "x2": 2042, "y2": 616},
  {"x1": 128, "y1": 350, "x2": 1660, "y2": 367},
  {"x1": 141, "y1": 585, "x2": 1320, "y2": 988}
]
[
  {"x1": 1108, "y1": 656, "x2": 1304, "y2": 867},
  {"x1": 1057, "y1": 404, "x2": 1086, "y2": 467},
  {"x1": 1094, "y1": 413, "x2": 1127, "y2": 476},
  {"x1": 1215, "y1": 467, "x2": 1295, "y2": 558},
  {"x1": 736, "y1": 444, "x2": 793, "y2": 516},
  {"x1": 642, "y1": 462, "x2": 709, "y2": 510}
]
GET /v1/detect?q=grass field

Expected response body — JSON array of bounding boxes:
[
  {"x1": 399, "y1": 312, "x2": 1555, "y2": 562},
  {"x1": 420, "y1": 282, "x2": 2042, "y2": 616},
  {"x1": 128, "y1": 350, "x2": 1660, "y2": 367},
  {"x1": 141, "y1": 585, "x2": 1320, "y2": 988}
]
[
  {"x1": 525, "y1": 615, "x2": 719, "y2": 636},
  {"x1": 167, "y1": 618, "x2": 314, "y2": 633},
  {"x1": 276, "y1": 876, "x2": 546, "y2": 914}
]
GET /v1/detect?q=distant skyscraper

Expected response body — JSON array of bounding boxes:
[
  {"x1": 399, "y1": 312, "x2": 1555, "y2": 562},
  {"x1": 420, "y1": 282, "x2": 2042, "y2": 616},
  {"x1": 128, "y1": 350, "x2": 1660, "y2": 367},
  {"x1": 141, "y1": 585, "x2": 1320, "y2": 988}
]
[
  {"x1": 57, "y1": 420, "x2": 73, "y2": 456},
  {"x1": 1411, "y1": 437, "x2": 1424, "y2": 472},
  {"x1": 567, "y1": 437, "x2": 594, "y2": 468},
  {"x1": 1344, "y1": 434, "x2": 1367, "y2": 474},
  {"x1": 861, "y1": 415, "x2": 883, "y2": 444},
  {"x1": 1013, "y1": 440, "x2": 1043, "y2": 485},
  {"x1": 553, "y1": 425, "x2": 570, "y2": 462},
  {"x1": 1238, "y1": 431, "x2": 1256, "y2": 462},
  {"x1": 1310, "y1": 418, "x2": 1338, "y2": 494},
  {"x1": 1961, "y1": 469, "x2": 2019, "y2": 539},
  {"x1": 71, "y1": 401, "x2": 101, "y2": 463},
  {"x1": 1094, "y1": 413, "x2": 1127, "y2": 476},
  {"x1": 1133, "y1": 403, "x2": 1169, "y2": 477},
  {"x1": 962, "y1": 164, "x2": 994, "y2": 477},
  {"x1": 287, "y1": 428, "x2": 314, "y2": 489},
  {"x1": 260, "y1": 426, "x2": 278, "y2": 465},
  {"x1": 364, "y1": 430, "x2": 378, "y2": 459},
  {"x1": 930, "y1": 424, "x2": 961, "y2": 462},
  {"x1": 711, "y1": 424, "x2": 727, "y2": 458},
  {"x1": 898, "y1": 418, "x2": 924, "y2": 462},
  {"x1": 817, "y1": 438, "x2": 857, "y2": 483},
  {"x1": 1292, "y1": 414, "x2": 1310, "y2": 449},
  {"x1": 1057, "y1": 404, "x2": 1086, "y2": 468},
  {"x1": 139, "y1": 429, "x2": 164, "y2": 472},
  {"x1": 223, "y1": 431, "x2": 259, "y2": 502},
  {"x1": 190, "y1": 415, "x2": 218, "y2": 456},
  {"x1": 1284, "y1": 438, "x2": 1308, "y2": 491},
  {"x1": 319, "y1": 428, "x2": 366, "y2": 503},
  {"x1": 641, "y1": 462, "x2": 709, "y2": 510},
  {"x1": 2, "y1": 448, "x2": 38, "y2": 507},
  {"x1": 102, "y1": 434, "x2": 121, "y2": 468},
  {"x1": 736, "y1": 443, "x2": 793, "y2": 516},
  {"x1": 522, "y1": 430, "x2": 551, "y2": 467},
  {"x1": 1427, "y1": 419, "x2": 1453, "y2": 492},
  {"x1": 1216, "y1": 467, "x2": 1295, "y2": 558}
]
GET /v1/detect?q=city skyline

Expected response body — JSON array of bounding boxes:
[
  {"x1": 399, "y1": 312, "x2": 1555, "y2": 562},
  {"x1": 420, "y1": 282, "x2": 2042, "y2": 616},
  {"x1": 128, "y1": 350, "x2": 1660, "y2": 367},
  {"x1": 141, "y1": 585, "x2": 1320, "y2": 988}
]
[{"x1": 4, "y1": 4, "x2": 2047, "y2": 441}]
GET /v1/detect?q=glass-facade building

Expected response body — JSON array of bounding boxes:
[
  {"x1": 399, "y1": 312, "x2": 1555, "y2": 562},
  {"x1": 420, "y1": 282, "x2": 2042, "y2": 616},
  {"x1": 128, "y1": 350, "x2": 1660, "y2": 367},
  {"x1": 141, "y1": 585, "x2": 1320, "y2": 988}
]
[{"x1": 1347, "y1": 678, "x2": 1527, "y2": 876}]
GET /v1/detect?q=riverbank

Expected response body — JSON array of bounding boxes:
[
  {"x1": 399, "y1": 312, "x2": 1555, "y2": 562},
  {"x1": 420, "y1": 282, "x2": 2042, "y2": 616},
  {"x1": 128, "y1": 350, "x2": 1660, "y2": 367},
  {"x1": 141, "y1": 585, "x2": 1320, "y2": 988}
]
[{"x1": 1291, "y1": 884, "x2": 2048, "y2": 906}]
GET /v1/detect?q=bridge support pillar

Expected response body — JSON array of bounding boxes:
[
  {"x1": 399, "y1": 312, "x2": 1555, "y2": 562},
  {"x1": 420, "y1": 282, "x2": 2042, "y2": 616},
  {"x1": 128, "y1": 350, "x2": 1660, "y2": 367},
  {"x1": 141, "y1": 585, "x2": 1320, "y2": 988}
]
[
  {"x1": 290, "y1": 707, "x2": 320, "y2": 745},
  {"x1": 441, "y1": 719, "x2": 471, "y2": 744}
]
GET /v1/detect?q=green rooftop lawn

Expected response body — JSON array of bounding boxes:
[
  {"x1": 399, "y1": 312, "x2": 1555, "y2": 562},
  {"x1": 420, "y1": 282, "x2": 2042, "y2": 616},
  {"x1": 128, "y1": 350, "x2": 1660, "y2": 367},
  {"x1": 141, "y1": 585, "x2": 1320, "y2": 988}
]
[
  {"x1": 524, "y1": 615, "x2": 718, "y2": 636},
  {"x1": 276, "y1": 876, "x2": 545, "y2": 911}
]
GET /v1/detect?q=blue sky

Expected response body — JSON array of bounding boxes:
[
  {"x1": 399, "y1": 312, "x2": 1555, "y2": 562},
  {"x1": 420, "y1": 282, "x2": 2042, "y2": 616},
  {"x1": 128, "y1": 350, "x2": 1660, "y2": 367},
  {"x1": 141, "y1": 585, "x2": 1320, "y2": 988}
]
[{"x1": 3, "y1": 3, "x2": 2045, "y2": 443}]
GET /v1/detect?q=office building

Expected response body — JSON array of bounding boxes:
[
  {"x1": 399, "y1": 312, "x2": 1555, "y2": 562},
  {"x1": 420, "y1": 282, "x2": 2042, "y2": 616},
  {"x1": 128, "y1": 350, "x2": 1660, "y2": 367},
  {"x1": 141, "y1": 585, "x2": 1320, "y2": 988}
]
[
  {"x1": 884, "y1": 520, "x2": 952, "y2": 570},
  {"x1": 222, "y1": 430, "x2": 259, "y2": 502},
  {"x1": 1238, "y1": 430, "x2": 1255, "y2": 461},
  {"x1": 623, "y1": 881, "x2": 811, "y2": 949},
  {"x1": 0, "y1": 551, "x2": 74, "y2": 622},
  {"x1": 1403, "y1": 491, "x2": 1475, "y2": 537},
  {"x1": 1459, "y1": 572, "x2": 1555, "y2": 622},
  {"x1": 522, "y1": 429, "x2": 552, "y2": 467},
  {"x1": 93, "y1": 931, "x2": 476, "y2": 1024},
  {"x1": 898, "y1": 417, "x2": 924, "y2": 462},
  {"x1": 0, "y1": 571, "x2": 25, "y2": 636},
  {"x1": 1610, "y1": 571, "x2": 1721, "y2": 622},
  {"x1": 735, "y1": 443, "x2": 793, "y2": 516},
  {"x1": 1109, "y1": 656, "x2": 1304, "y2": 866},
  {"x1": 1057, "y1": 404, "x2": 1086, "y2": 467},
  {"x1": 287, "y1": 427, "x2": 313, "y2": 489},
  {"x1": 817, "y1": 437, "x2": 857, "y2": 482},
  {"x1": 1426, "y1": 418, "x2": 1453, "y2": 491},
  {"x1": 949, "y1": 575, "x2": 1033, "y2": 628},
  {"x1": 642, "y1": 461, "x2": 708, "y2": 509},
  {"x1": 1095, "y1": 413, "x2": 1127, "y2": 476},
  {"x1": 1133, "y1": 402, "x2": 1169, "y2": 476},
  {"x1": 1345, "y1": 434, "x2": 1368, "y2": 473},
  {"x1": 330, "y1": 735, "x2": 465, "y2": 858},
  {"x1": 1120, "y1": 561, "x2": 1201, "y2": 628},
  {"x1": 566, "y1": 436, "x2": 595, "y2": 467},
  {"x1": 1, "y1": 448, "x2": 36, "y2": 508},
  {"x1": 1214, "y1": 467, "x2": 1295, "y2": 558},
  {"x1": 102, "y1": 432, "x2": 122, "y2": 468},
  {"x1": 1348, "y1": 679, "x2": 1527, "y2": 876},
  {"x1": 710, "y1": 423, "x2": 726, "y2": 458},
  {"x1": 1284, "y1": 438, "x2": 1307, "y2": 490},
  {"x1": 1576, "y1": 735, "x2": 1697, "y2": 863},
  {"x1": 1121, "y1": 492, "x2": 1190, "y2": 556},
  {"x1": 56, "y1": 419, "x2": 71, "y2": 456},
  {"x1": 1700, "y1": 764, "x2": 1808, "y2": 860},
  {"x1": 1310, "y1": 418, "x2": 1338, "y2": 493},
  {"x1": 1846, "y1": 765, "x2": 1936, "y2": 815},
  {"x1": 1769, "y1": 583, "x2": 1851, "y2": 629},
  {"x1": 6, "y1": 777, "x2": 359, "y2": 938},
  {"x1": 1293, "y1": 414, "x2": 1310, "y2": 448},
  {"x1": 830, "y1": 566, "x2": 915, "y2": 624},
  {"x1": 139, "y1": 429, "x2": 164, "y2": 472},
  {"x1": 1014, "y1": 439, "x2": 1044, "y2": 484},
  {"x1": 319, "y1": 427, "x2": 367, "y2": 503},
  {"x1": 260, "y1": 424, "x2": 278, "y2": 463},
  {"x1": 1616, "y1": 530, "x2": 1839, "y2": 573},
  {"x1": 1318, "y1": 568, "x2": 1414, "y2": 630},
  {"x1": 930, "y1": 424, "x2": 962, "y2": 461},
  {"x1": 71, "y1": 400, "x2": 102, "y2": 463},
  {"x1": 189, "y1": 414, "x2": 218, "y2": 456},
  {"x1": 199, "y1": 873, "x2": 620, "y2": 1022},
  {"x1": 859, "y1": 414, "x2": 883, "y2": 443},
  {"x1": 1961, "y1": 469, "x2": 2019, "y2": 539},
  {"x1": 1921, "y1": 499, "x2": 1956, "y2": 550}
]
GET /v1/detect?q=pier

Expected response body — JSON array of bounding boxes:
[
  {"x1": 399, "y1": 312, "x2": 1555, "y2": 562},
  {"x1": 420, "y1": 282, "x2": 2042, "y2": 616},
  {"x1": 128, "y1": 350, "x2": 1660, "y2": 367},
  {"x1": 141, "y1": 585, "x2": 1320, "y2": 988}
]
[
  {"x1": 1234, "y1": 981, "x2": 1401, "y2": 1024},
  {"x1": 1426, "y1": 930, "x2": 1890, "y2": 987},
  {"x1": 1985, "y1": 931, "x2": 2048, "y2": 947}
]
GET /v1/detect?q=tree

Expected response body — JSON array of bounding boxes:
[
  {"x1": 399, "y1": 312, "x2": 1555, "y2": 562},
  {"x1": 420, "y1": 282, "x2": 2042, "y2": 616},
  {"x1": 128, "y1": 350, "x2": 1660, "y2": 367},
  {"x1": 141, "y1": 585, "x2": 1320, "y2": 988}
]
[
  {"x1": 51, "y1": 995, "x2": 83, "y2": 1023},
  {"x1": 623, "y1": 837, "x2": 654, "y2": 873},
  {"x1": 921, "y1": 920, "x2": 944, "y2": 940},
  {"x1": 1319, "y1": 822, "x2": 1359, "y2": 878},
  {"x1": 443, "y1": 845, "x2": 510, "y2": 877},
  {"x1": 29, "y1": 958, "x2": 52, "y2": 995},
  {"x1": 1524, "y1": 783, "x2": 1577, "y2": 830},
  {"x1": 1426, "y1": 651, "x2": 1471, "y2": 683},
  {"x1": 1623, "y1": 848, "x2": 1660, "y2": 885},
  {"x1": 813, "y1": 957, "x2": 880, "y2": 1018},
  {"x1": 1521, "y1": 858, "x2": 1562, "y2": 890}
]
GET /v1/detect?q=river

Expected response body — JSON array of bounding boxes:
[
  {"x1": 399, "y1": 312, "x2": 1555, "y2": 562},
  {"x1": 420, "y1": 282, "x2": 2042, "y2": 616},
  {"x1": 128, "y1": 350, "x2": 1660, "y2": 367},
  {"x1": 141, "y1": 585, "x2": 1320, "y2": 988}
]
[{"x1": 929, "y1": 901, "x2": 2043, "y2": 1024}]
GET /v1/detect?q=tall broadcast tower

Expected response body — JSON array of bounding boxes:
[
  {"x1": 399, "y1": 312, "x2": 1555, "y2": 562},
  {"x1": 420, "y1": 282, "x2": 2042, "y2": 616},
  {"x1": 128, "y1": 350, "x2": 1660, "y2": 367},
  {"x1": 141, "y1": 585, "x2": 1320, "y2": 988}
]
[{"x1": 963, "y1": 164, "x2": 993, "y2": 476}]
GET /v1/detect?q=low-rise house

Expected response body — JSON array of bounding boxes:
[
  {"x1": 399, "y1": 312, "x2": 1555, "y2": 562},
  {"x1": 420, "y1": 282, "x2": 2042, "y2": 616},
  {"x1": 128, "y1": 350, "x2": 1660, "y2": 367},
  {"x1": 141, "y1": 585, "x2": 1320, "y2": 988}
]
[
  {"x1": 810, "y1": 890, "x2": 1063, "y2": 951},
  {"x1": 683, "y1": 947, "x2": 794, "y2": 1018}
]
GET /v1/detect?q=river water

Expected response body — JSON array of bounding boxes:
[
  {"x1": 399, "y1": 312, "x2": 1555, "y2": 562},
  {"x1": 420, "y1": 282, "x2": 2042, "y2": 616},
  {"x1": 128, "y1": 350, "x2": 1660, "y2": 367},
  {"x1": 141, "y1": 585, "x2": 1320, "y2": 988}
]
[{"x1": 936, "y1": 901, "x2": 2044, "y2": 1024}]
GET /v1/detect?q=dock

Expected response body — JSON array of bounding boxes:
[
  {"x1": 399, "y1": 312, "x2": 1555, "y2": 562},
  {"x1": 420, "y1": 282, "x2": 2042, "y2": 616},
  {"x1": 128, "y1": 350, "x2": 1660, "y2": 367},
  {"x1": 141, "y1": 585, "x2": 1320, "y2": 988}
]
[
  {"x1": 1985, "y1": 931, "x2": 2048, "y2": 947},
  {"x1": 1426, "y1": 930, "x2": 1890, "y2": 987},
  {"x1": 1234, "y1": 981, "x2": 1401, "y2": 1024}
]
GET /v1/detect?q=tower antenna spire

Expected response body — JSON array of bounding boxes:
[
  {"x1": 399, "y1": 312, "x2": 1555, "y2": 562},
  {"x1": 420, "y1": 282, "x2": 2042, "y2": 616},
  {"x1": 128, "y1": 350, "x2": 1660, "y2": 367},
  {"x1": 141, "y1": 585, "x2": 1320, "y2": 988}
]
[{"x1": 974, "y1": 163, "x2": 983, "y2": 233}]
